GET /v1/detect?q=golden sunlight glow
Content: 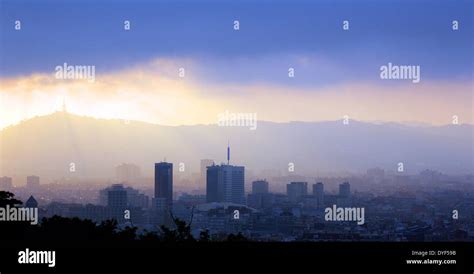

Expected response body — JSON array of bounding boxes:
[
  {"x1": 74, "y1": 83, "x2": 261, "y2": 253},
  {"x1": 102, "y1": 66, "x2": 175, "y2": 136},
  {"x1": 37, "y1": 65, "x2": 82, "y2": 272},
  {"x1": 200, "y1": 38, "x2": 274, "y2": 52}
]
[{"x1": 0, "y1": 58, "x2": 472, "y2": 129}]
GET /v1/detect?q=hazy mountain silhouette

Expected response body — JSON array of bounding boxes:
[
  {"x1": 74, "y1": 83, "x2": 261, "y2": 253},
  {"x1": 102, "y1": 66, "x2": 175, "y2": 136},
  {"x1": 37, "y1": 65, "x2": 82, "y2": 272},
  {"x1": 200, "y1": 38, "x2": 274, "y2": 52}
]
[{"x1": 0, "y1": 111, "x2": 472, "y2": 182}]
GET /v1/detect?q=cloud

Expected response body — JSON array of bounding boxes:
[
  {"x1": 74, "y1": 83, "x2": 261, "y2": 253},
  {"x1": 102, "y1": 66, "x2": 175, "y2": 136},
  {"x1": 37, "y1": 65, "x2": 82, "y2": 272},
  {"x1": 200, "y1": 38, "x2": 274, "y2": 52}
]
[{"x1": 0, "y1": 57, "x2": 472, "y2": 129}]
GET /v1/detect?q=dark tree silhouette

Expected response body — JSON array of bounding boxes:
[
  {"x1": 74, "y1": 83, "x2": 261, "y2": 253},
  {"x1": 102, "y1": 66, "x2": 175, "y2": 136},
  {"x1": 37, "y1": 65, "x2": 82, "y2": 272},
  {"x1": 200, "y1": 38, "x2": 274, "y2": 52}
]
[
  {"x1": 138, "y1": 230, "x2": 161, "y2": 242},
  {"x1": 226, "y1": 232, "x2": 248, "y2": 242},
  {"x1": 0, "y1": 191, "x2": 23, "y2": 207},
  {"x1": 160, "y1": 217, "x2": 195, "y2": 242},
  {"x1": 115, "y1": 226, "x2": 138, "y2": 241},
  {"x1": 1, "y1": 191, "x2": 252, "y2": 245},
  {"x1": 159, "y1": 207, "x2": 196, "y2": 242},
  {"x1": 199, "y1": 229, "x2": 211, "y2": 242},
  {"x1": 0, "y1": 191, "x2": 31, "y2": 245}
]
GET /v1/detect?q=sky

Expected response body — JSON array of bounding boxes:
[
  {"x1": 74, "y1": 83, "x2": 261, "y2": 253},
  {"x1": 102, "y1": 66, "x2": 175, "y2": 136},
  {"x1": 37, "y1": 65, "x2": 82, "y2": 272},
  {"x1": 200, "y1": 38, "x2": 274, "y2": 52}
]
[{"x1": 0, "y1": 0, "x2": 473, "y2": 129}]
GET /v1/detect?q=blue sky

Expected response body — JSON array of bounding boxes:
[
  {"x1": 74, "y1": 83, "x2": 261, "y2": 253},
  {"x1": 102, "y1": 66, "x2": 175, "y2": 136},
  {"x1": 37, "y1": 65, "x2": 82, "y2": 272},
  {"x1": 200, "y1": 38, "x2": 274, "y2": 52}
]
[{"x1": 1, "y1": 0, "x2": 472, "y2": 86}]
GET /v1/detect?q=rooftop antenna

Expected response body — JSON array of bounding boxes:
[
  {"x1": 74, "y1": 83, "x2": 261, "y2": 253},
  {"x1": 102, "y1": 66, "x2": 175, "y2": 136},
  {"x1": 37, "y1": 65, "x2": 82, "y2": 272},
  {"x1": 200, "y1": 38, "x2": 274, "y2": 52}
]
[{"x1": 227, "y1": 141, "x2": 230, "y2": 165}]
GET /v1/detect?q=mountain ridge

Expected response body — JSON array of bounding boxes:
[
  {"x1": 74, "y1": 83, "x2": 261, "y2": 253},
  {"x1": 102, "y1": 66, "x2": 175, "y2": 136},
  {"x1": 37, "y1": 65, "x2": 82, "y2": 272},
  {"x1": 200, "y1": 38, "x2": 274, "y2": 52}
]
[
  {"x1": 1, "y1": 111, "x2": 472, "y2": 182},
  {"x1": 3, "y1": 111, "x2": 472, "y2": 130}
]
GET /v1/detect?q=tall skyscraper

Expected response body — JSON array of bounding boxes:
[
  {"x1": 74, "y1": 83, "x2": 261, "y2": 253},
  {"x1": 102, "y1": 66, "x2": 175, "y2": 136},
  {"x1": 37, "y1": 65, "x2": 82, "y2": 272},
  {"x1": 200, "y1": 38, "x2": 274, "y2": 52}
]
[
  {"x1": 339, "y1": 182, "x2": 351, "y2": 198},
  {"x1": 155, "y1": 162, "x2": 173, "y2": 207},
  {"x1": 287, "y1": 182, "x2": 308, "y2": 203},
  {"x1": 200, "y1": 159, "x2": 214, "y2": 189},
  {"x1": 206, "y1": 144, "x2": 245, "y2": 204},
  {"x1": 252, "y1": 180, "x2": 269, "y2": 194},
  {"x1": 312, "y1": 182, "x2": 324, "y2": 208},
  {"x1": 206, "y1": 165, "x2": 245, "y2": 204},
  {"x1": 0, "y1": 176, "x2": 13, "y2": 191},
  {"x1": 26, "y1": 176, "x2": 40, "y2": 189},
  {"x1": 206, "y1": 165, "x2": 220, "y2": 203}
]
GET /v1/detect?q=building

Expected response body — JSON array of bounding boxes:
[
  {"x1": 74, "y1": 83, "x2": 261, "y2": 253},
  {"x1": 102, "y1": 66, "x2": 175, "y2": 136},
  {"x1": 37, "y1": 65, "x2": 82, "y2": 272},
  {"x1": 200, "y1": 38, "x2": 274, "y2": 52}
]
[
  {"x1": 126, "y1": 187, "x2": 149, "y2": 208},
  {"x1": 25, "y1": 195, "x2": 38, "y2": 208},
  {"x1": 151, "y1": 197, "x2": 171, "y2": 226},
  {"x1": 207, "y1": 164, "x2": 245, "y2": 204},
  {"x1": 115, "y1": 163, "x2": 141, "y2": 183},
  {"x1": 287, "y1": 182, "x2": 308, "y2": 203},
  {"x1": 247, "y1": 180, "x2": 272, "y2": 209},
  {"x1": 107, "y1": 184, "x2": 128, "y2": 210},
  {"x1": 155, "y1": 162, "x2": 173, "y2": 207},
  {"x1": 339, "y1": 182, "x2": 351, "y2": 198},
  {"x1": 0, "y1": 176, "x2": 13, "y2": 191},
  {"x1": 26, "y1": 176, "x2": 40, "y2": 189},
  {"x1": 200, "y1": 159, "x2": 214, "y2": 189},
  {"x1": 247, "y1": 193, "x2": 275, "y2": 209},
  {"x1": 252, "y1": 180, "x2": 269, "y2": 194},
  {"x1": 206, "y1": 165, "x2": 220, "y2": 203},
  {"x1": 206, "y1": 144, "x2": 245, "y2": 204},
  {"x1": 99, "y1": 185, "x2": 149, "y2": 208},
  {"x1": 153, "y1": 197, "x2": 168, "y2": 212},
  {"x1": 193, "y1": 203, "x2": 256, "y2": 235},
  {"x1": 312, "y1": 182, "x2": 324, "y2": 208}
]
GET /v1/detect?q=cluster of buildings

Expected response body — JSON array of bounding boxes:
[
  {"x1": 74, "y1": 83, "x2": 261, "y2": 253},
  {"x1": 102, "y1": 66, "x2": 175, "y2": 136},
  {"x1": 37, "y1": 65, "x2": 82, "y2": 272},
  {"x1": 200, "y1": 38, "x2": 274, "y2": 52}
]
[
  {"x1": 1, "y1": 147, "x2": 473, "y2": 241},
  {"x1": 0, "y1": 176, "x2": 40, "y2": 191}
]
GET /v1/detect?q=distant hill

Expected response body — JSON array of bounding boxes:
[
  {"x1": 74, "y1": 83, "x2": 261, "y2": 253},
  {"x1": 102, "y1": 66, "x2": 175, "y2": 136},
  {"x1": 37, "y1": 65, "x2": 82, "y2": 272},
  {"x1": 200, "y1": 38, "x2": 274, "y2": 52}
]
[{"x1": 0, "y1": 111, "x2": 472, "y2": 182}]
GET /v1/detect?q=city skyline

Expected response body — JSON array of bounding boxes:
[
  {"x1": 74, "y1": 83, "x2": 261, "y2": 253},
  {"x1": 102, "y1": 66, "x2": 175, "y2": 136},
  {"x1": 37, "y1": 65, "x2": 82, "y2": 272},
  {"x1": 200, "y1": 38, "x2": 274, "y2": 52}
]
[
  {"x1": 2, "y1": 160, "x2": 472, "y2": 242},
  {"x1": 0, "y1": 0, "x2": 472, "y2": 271},
  {"x1": 1, "y1": 138, "x2": 472, "y2": 248}
]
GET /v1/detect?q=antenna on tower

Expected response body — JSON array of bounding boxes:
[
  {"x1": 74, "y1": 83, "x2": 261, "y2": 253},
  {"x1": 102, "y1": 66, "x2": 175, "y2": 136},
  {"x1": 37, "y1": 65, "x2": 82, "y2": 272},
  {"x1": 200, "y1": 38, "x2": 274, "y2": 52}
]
[
  {"x1": 62, "y1": 96, "x2": 67, "y2": 113},
  {"x1": 227, "y1": 141, "x2": 230, "y2": 165}
]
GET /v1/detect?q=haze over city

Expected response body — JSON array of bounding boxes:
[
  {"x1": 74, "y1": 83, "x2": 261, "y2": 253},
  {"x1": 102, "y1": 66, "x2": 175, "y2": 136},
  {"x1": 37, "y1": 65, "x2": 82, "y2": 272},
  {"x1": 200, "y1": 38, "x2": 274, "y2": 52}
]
[{"x1": 0, "y1": 0, "x2": 473, "y2": 255}]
